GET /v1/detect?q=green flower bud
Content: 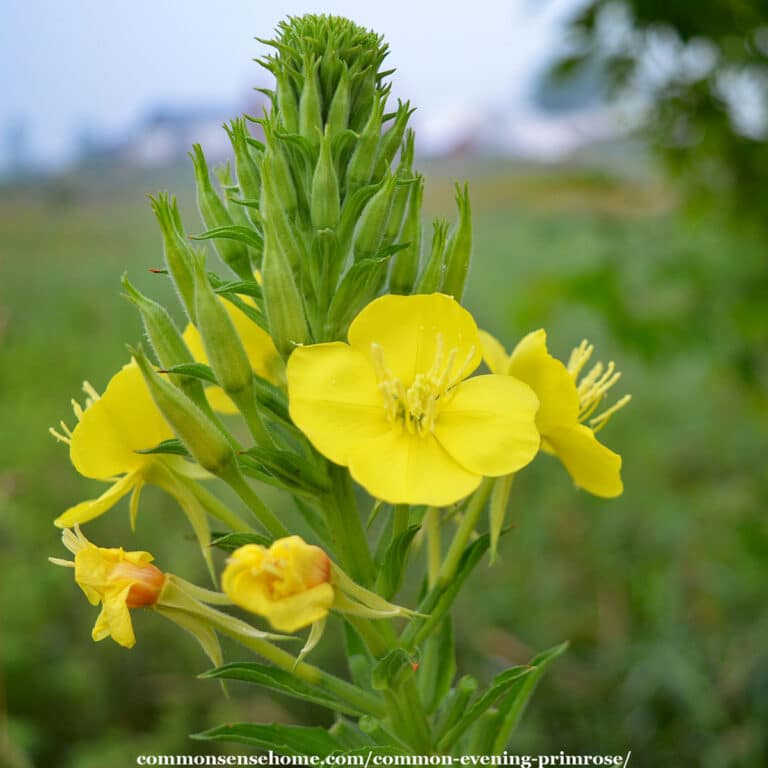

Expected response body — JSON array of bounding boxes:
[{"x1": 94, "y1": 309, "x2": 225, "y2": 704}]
[
  {"x1": 132, "y1": 345, "x2": 235, "y2": 477},
  {"x1": 262, "y1": 120, "x2": 298, "y2": 218},
  {"x1": 415, "y1": 219, "x2": 449, "y2": 293},
  {"x1": 441, "y1": 183, "x2": 472, "y2": 301},
  {"x1": 261, "y1": 225, "x2": 309, "y2": 358},
  {"x1": 214, "y1": 164, "x2": 263, "y2": 267},
  {"x1": 148, "y1": 193, "x2": 196, "y2": 321},
  {"x1": 275, "y1": 68, "x2": 299, "y2": 134},
  {"x1": 374, "y1": 100, "x2": 415, "y2": 179},
  {"x1": 346, "y1": 95, "x2": 385, "y2": 192},
  {"x1": 350, "y1": 69, "x2": 377, "y2": 132},
  {"x1": 326, "y1": 63, "x2": 351, "y2": 137},
  {"x1": 299, "y1": 55, "x2": 323, "y2": 143},
  {"x1": 224, "y1": 118, "x2": 262, "y2": 208},
  {"x1": 389, "y1": 174, "x2": 424, "y2": 294},
  {"x1": 311, "y1": 132, "x2": 340, "y2": 230},
  {"x1": 260, "y1": 155, "x2": 304, "y2": 271},
  {"x1": 381, "y1": 133, "x2": 416, "y2": 248},
  {"x1": 190, "y1": 143, "x2": 252, "y2": 280},
  {"x1": 354, "y1": 174, "x2": 396, "y2": 261},
  {"x1": 190, "y1": 253, "x2": 253, "y2": 399}
]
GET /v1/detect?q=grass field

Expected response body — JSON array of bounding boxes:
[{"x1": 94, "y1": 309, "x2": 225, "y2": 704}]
[{"x1": 1, "y1": 157, "x2": 766, "y2": 768}]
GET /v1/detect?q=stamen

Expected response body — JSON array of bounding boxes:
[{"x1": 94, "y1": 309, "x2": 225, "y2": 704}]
[
  {"x1": 589, "y1": 394, "x2": 632, "y2": 432},
  {"x1": 567, "y1": 340, "x2": 593, "y2": 380},
  {"x1": 71, "y1": 399, "x2": 84, "y2": 421},
  {"x1": 82, "y1": 380, "x2": 100, "y2": 407},
  {"x1": 61, "y1": 526, "x2": 90, "y2": 556},
  {"x1": 49, "y1": 424, "x2": 72, "y2": 445},
  {"x1": 48, "y1": 557, "x2": 75, "y2": 568}
]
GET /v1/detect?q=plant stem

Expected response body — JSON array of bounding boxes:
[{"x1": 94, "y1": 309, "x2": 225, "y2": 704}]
[
  {"x1": 221, "y1": 466, "x2": 289, "y2": 538},
  {"x1": 185, "y1": 477, "x2": 253, "y2": 532},
  {"x1": 437, "y1": 478, "x2": 493, "y2": 587},
  {"x1": 425, "y1": 507, "x2": 441, "y2": 588}
]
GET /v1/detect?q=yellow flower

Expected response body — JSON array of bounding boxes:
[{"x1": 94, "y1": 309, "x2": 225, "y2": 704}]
[
  {"x1": 480, "y1": 329, "x2": 631, "y2": 498},
  {"x1": 183, "y1": 295, "x2": 283, "y2": 414},
  {"x1": 286, "y1": 294, "x2": 540, "y2": 506},
  {"x1": 50, "y1": 361, "x2": 204, "y2": 529},
  {"x1": 51, "y1": 528, "x2": 166, "y2": 648},
  {"x1": 222, "y1": 536, "x2": 334, "y2": 633}
]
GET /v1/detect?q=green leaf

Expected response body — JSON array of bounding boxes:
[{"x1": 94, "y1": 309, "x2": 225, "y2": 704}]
[
  {"x1": 372, "y1": 649, "x2": 413, "y2": 690},
  {"x1": 327, "y1": 254, "x2": 390, "y2": 336},
  {"x1": 201, "y1": 662, "x2": 365, "y2": 717},
  {"x1": 253, "y1": 374, "x2": 290, "y2": 422},
  {"x1": 160, "y1": 362, "x2": 218, "y2": 384},
  {"x1": 239, "y1": 445, "x2": 330, "y2": 495},
  {"x1": 210, "y1": 531, "x2": 272, "y2": 552},
  {"x1": 492, "y1": 641, "x2": 569, "y2": 751},
  {"x1": 134, "y1": 438, "x2": 190, "y2": 457},
  {"x1": 192, "y1": 723, "x2": 343, "y2": 756},
  {"x1": 437, "y1": 665, "x2": 533, "y2": 751},
  {"x1": 213, "y1": 279, "x2": 264, "y2": 300},
  {"x1": 417, "y1": 617, "x2": 456, "y2": 714},
  {"x1": 191, "y1": 225, "x2": 264, "y2": 248},
  {"x1": 375, "y1": 524, "x2": 420, "y2": 600}
]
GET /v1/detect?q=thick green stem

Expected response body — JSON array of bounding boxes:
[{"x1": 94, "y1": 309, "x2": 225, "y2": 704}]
[
  {"x1": 186, "y1": 479, "x2": 253, "y2": 533},
  {"x1": 437, "y1": 479, "x2": 493, "y2": 586},
  {"x1": 234, "y1": 390, "x2": 275, "y2": 448},
  {"x1": 221, "y1": 465, "x2": 289, "y2": 538},
  {"x1": 324, "y1": 466, "x2": 375, "y2": 585},
  {"x1": 425, "y1": 507, "x2": 441, "y2": 588}
]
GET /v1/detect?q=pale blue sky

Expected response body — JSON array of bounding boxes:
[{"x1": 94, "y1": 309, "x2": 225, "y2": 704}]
[{"x1": 0, "y1": 0, "x2": 582, "y2": 170}]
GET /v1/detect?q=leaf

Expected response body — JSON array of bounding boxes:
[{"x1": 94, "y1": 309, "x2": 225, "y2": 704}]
[
  {"x1": 134, "y1": 438, "x2": 190, "y2": 457},
  {"x1": 239, "y1": 445, "x2": 330, "y2": 495},
  {"x1": 253, "y1": 374, "x2": 290, "y2": 422},
  {"x1": 343, "y1": 621, "x2": 374, "y2": 689},
  {"x1": 492, "y1": 641, "x2": 569, "y2": 752},
  {"x1": 213, "y1": 279, "x2": 264, "y2": 301},
  {"x1": 201, "y1": 662, "x2": 365, "y2": 717},
  {"x1": 326, "y1": 255, "x2": 390, "y2": 336},
  {"x1": 191, "y1": 225, "x2": 264, "y2": 248},
  {"x1": 375, "y1": 524, "x2": 420, "y2": 600},
  {"x1": 192, "y1": 723, "x2": 343, "y2": 756},
  {"x1": 210, "y1": 531, "x2": 272, "y2": 552},
  {"x1": 372, "y1": 649, "x2": 413, "y2": 691},
  {"x1": 160, "y1": 363, "x2": 218, "y2": 385},
  {"x1": 437, "y1": 665, "x2": 533, "y2": 750},
  {"x1": 417, "y1": 617, "x2": 456, "y2": 714}
]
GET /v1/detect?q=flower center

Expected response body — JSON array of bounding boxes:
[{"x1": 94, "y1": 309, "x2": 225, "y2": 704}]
[
  {"x1": 370, "y1": 335, "x2": 475, "y2": 436},
  {"x1": 567, "y1": 340, "x2": 631, "y2": 432}
]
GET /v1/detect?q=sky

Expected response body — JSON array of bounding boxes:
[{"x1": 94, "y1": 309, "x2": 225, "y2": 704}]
[{"x1": 0, "y1": 0, "x2": 583, "y2": 171}]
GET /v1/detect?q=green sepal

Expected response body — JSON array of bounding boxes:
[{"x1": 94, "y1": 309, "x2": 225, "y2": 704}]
[
  {"x1": 417, "y1": 617, "x2": 456, "y2": 714},
  {"x1": 415, "y1": 218, "x2": 449, "y2": 293},
  {"x1": 210, "y1": 530, "x2": 272, "y2": 551},
  {"x1": 192, "y1": 723, "x2": 343, "y2": 757},
  {"x1": 160, "y1": 362, "x2": 218, "y2": 385},
  {"x1": 134, "y1": 438, "x2": 191, "y2": 457},
  {"x1": 375, "y1": 524, "x2": 420, "y2": 600},
  {"x1": 441, "y1": 182, "x2": 473, "y2": 301},
  {"x1": 201, "y1": 662, "x2": 366, "y2": 717}
]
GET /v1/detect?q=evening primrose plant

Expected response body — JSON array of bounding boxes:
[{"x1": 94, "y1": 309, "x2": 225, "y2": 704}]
[{"x1": 50, "y1": 14, "x2": 630, "y2": 757}]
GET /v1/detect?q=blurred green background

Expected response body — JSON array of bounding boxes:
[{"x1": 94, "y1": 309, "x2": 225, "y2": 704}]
[{"x1": 2, "y1": 2, "x2": 768, "y2": 767}]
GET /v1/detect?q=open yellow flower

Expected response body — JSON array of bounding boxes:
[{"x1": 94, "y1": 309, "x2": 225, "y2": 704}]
[
  {"x1": 50, "y1": 527, "x2": 166, "y2": 648},
  {"x1": 222, "y1": 536, "x2": 334, "y2": 633},
  {"x1": 183, "y1": 295, "x2": 283, "y2": 414},
  {"x1": 287, "y1": 293, "x2": 540, "y2": 506},
  {"x1": 480, "y1": 329, "x2": 631, "y2": 498},
  {"x1": 50, "y1": 360, "x2": 205, "y2": 529}
]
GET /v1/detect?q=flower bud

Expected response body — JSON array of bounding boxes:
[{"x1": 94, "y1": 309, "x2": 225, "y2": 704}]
[
  {"x1": 374, "y1": 100, "x2": 415, "y2": 179},
  {"x1": 149, "y1": 193, "x2": 196, "y2": 321},
  {"x1": 190, "y1": 143, "x2": 252, "y2": 280},
  {"x1": 275, "y1": 68, "x2": 299, "y2": 134},
  {"x1": 299, "y1": 55, "x2": 323, "y2": 143},
  {"x1": 261, "y1": 225, "x2": 310, "y2": 358},
  {"x1": 190, "y1": 253, "x2": 254, "y2": 399},
  {"x1": 326, "y1": 62, "x2": 351, "y2": 137},
  {"x1": 225, "y1": 118, "x2": 262, "y2": 207},
  {"x1": 353, "y1": 174, "x2": 396, "y2": 261},
  {"x1": 120, "y1": 275, "x2": 208, "y2": 407},
  {"x1": 132, "y1": 345, "x2": 236, "y2": 477},
  {"x1": 441, "y1": 183, "x2": 472, "y2": 301},
  {"x1": 311, "y1": 132, "x2": 340, "y2": 231},
  {"x1": 222, "y1": 536, "x2": 334, "y2": 633},
  {"x1": 262, "y1": 119, "x2": 298, "y2": 219},
  {"x1": 260, "y1": 156, "x2": 305, "y2": 272},
  {"x1": 346, "y1": 95, "x2": 385, "y2": 192},
  {"x1": 389, "y1": 174, "x2": 423, "y2": 294},
  {"x1": 415, "y1": 218, "x2": 449, "y2": 293}
]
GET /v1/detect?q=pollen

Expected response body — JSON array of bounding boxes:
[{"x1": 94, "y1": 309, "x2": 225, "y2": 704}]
[
  {"x1": 370, "y1": 334, "x2": 476, "y2": 436},
  {"x1": 567, "y1": 339, "x2": 630, "y2": 431}
]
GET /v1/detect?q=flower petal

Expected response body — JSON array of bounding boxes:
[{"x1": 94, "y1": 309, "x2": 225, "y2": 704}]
[
  {"x1": 545, "y1": 424, "x2": 623, "y2": 498},
  {"x1": 69, "y1": 363, "x2": 174, "y2": 479},
  {"x1": 434, "y1": 374, "x2": 540, "y2": 476},
  {"x1": 54, "y1": 471, "x2": 140, "y2": 528},
  {"x1": 478, "y1": 330, "x2": 510, "y2": 375},
  {"x1": 348, "y1": 429, "x2": 481, "y2": 506},
  {"x1": 92, "y1": 585, "x2": 136, "y2": 648},
  {"x1": 507, "y1": 329, "x2": 580, "y2": 433},
  {"x1": 287, "y1": 342, "x2": 389, "y2": 466},
  {"x1": 348, "y1": 293, "x2": 481, "y2": 386}
]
